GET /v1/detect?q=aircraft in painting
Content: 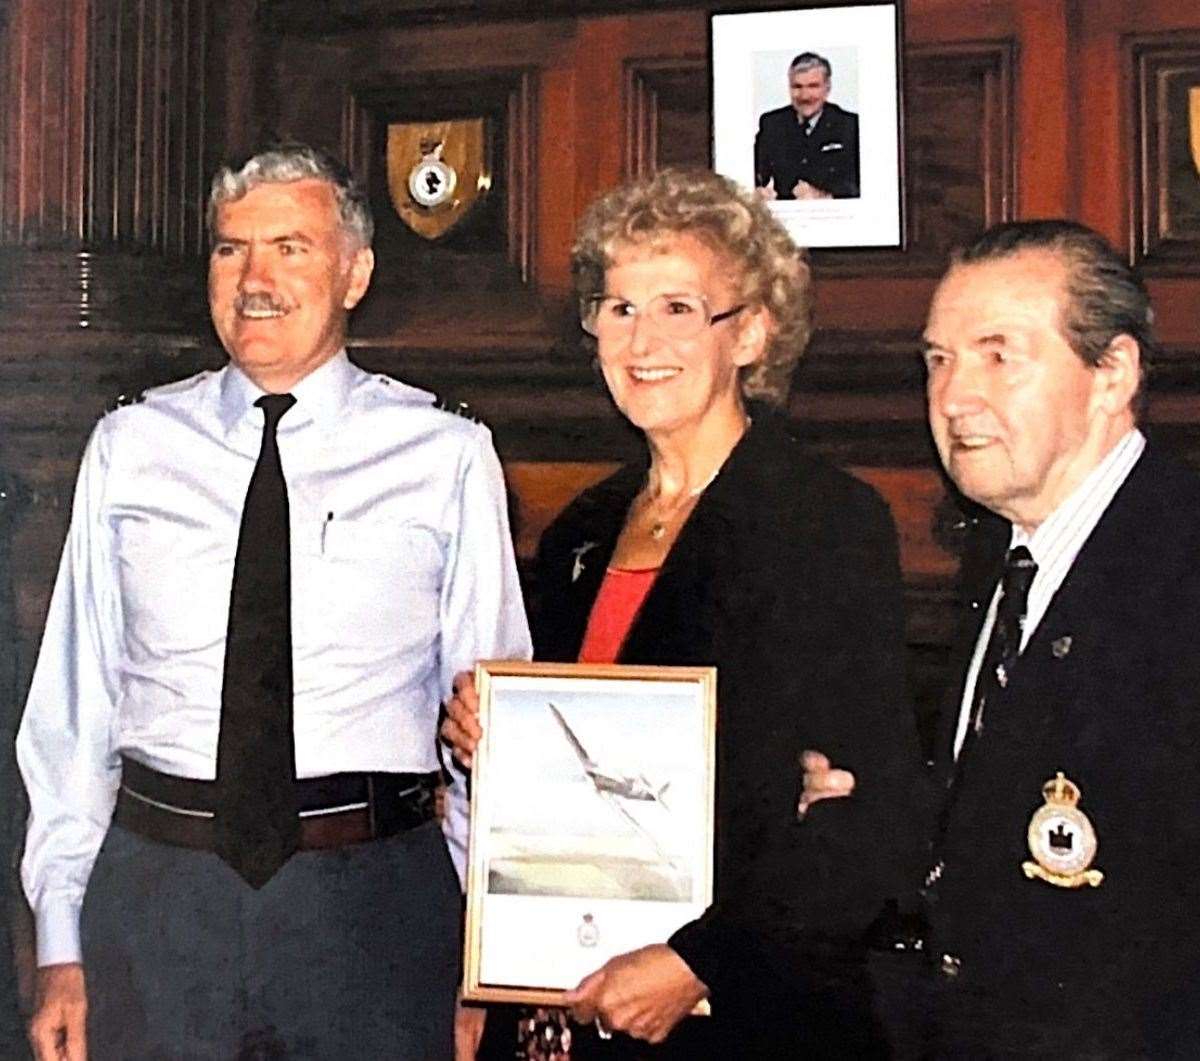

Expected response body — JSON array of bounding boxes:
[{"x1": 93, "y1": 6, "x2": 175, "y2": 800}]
[{"x1": 547, "y1": 702, "x2": 671, "y2": 809}]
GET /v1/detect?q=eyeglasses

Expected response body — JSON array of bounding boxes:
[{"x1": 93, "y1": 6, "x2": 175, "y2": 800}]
[{"x1": 581, "y1": 293, "x2": 745, "y2": 341}]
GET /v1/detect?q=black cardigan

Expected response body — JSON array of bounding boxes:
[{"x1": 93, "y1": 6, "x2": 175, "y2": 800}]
[{"x1": 530, "y1": 411, "x2": 922, "y2": 1024}]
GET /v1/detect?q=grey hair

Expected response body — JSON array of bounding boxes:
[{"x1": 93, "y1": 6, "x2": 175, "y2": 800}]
[
  {"x1": 954, "y1": 220, "x2": 1153, "y2": 408},
  {"x1": 789, "y1": 52, "x2": 832, "y2": 80},
  {"x1": 207, "y1": 143, "x2": 374, "y2": 248}
]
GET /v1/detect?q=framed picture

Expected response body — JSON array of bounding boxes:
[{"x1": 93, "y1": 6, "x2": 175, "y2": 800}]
[
  {"x1": 462, "y1": 661, "x2": 717, "y2": 1006},
  {"x1": 711, "y1": 2, "x2": 905, "y2": 249},
  {"x1": 1131, "y1": 36, "x2": 1200, "y2": 273}
]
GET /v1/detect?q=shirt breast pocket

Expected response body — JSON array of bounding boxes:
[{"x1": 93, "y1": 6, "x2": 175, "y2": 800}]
[{"x1": 297, "y1": 519, "x2": 445, "y2": 650}]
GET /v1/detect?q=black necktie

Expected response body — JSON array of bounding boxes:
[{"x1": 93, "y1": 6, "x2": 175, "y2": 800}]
[
  {"x1": 215, "y1": 393, "x2": 299, "y2": 888},
  {"x1": 960, "y1": 545, "x2": 1038, "y2": 759}
]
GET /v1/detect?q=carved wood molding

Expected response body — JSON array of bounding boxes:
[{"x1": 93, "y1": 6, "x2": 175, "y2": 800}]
[
  {"x1": 260, "y1": 0, "x2": 818, "y2": 35},
  {"x1": 1130, "y1": 33, "x2": 1200, "y2": 274},
  {"x1": 623, "y1": 57, "x2": 706, "y2": 181},
  {"x1": 818, "y1": 40, "x2": 1015, "y2": 275}
]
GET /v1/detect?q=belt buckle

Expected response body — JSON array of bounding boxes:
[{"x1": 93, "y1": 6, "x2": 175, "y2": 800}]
[{"x1": 368, "y1": 775, "x2": 434, "y2": 837}]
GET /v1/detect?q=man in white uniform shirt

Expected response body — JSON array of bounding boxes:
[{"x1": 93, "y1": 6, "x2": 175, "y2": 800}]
[{"x1": 18, "y1": 144, "x2": 530, "y2": 1059}]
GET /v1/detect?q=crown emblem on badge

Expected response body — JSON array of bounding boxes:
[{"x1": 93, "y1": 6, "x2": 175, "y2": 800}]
[{"x1": 1022, "y1": 772, "x2": 1104, "y2": 888}]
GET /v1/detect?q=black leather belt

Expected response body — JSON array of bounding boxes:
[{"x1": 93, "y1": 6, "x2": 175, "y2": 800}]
[{"x1": 114, "y1": 756, "x2": 440, "y2": 852}]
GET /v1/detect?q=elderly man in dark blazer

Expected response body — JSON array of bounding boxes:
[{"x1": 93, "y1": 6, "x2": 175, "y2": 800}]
[
  {"x1": 915, "y1": 219, "x2": 1200, "y2": 1058},
  {"x1": 820, "y1": 220, "x2": 1200, "y2": 1056},
  {"x1": 754, "y1": 52, "x2": 860, "y2": 200}
]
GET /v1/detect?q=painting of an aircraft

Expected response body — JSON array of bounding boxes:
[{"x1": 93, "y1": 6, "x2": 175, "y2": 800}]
[
  {"x1": 547, "y1": 702, "x2": 676, "y2": 863},
  {"x1": 548, "y1": 702, "x2": 671, "y2": 808}
]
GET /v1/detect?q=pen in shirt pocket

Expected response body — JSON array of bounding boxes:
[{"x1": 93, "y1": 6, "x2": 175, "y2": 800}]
[{"x1": 321, "y1": 511, "x2": 334, "y2": 554}]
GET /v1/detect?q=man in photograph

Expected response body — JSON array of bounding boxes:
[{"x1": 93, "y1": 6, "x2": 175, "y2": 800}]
[
  {"x1": 754, "y1": 51, "x2": 860, "y2": 200},
  {"x1": 17, "y1": 142, "x2": 530, "y2": 1059}
]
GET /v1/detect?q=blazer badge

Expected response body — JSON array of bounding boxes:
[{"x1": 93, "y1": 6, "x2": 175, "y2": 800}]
[{"x1": 1022, "y1": 772, "x2": 1104, "y2": 888}]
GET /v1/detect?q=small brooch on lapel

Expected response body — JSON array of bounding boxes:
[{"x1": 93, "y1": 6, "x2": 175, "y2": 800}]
[
  {"x1": 820, "y1": 142, "x2": 844, "y2": 151},
  {"x1": 1051, "y1": 636, "x2": 1072, "y2": 659},
  {"x1": 570, "y1": 542, "x2": 598, "y2": 584},
  {"x1": 1021, "y1": 772, "x2": 1104, "y2": 889}
]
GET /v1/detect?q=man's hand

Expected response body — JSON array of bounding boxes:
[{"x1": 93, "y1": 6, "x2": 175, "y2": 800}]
[
  {"x1": 29, "y1": 963, "x2": 87, "y2": 1061},
  {"x1": 797, "y1": 749, "x2": 856, "y2": 819},
  {"x1": 440, "y1": 670, "x2": 483, "y2": 768},
  {"x1": 453, "y1": 992, "x2": 486, "y2": 1061},
  {"x1": 564, "y1": 944, "x2": 707, "y2": 1044},
  {"x1": 791, "y1": 179, "x2": 832, "y2": 201},
  {"x1": 755, "y1": 179, "x2": 778, "y2": 201}
]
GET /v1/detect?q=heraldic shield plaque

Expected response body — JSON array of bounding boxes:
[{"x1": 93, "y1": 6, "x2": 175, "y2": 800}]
[{"x1": 387, "y1": 119, "x2": 491, "y2": 240}]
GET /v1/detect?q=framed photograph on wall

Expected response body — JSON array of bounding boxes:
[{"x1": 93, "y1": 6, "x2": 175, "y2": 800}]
[
  {"x1": 711, "y1": 2, "x2": 905, "y2": 249},
  {"x1": 462, "y1": 661, "x2": 717, "y2": 1006}
]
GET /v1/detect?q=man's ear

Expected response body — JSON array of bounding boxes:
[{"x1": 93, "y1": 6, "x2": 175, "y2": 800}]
[
  {"x1": 343, "y1": 246, "x2": 375, "y2": 310},
  {"x1": 1093, "y1": 333, "x2": 1141, "y2": 418}
]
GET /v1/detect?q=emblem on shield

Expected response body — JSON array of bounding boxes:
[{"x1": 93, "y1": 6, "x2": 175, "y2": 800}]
[{"x1": 387, "y1": 119, "x2": 490, "y2": 239}]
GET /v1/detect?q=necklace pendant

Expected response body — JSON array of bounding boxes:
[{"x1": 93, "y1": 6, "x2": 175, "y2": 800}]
[{"x1": 649, "y1": 522, "x2": 666, "y2": 540}]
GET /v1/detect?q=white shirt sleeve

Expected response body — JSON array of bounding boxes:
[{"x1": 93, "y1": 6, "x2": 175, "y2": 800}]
[
  {"x1": 437, "y1": 426, "x2": 532, "y2": 884},
  {"x1": 16, "y1": 421, "x2": 124, "y2": 966}
]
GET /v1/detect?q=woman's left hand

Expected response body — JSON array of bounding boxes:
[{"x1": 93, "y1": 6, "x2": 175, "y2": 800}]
[{"x1": 564, "y1": 944, "x2": 708, "y2": 1044}]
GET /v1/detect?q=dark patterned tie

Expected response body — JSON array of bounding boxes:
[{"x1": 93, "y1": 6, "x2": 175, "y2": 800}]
[
  {"x1": 960, "y1": 545, "x2": 1038, "y2": 759},
  {"x1": 215, "y1": 393, "x2": 299, "y2": 888}
]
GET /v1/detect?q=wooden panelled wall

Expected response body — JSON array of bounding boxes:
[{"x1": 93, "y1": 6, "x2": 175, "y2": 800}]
[{"x1": 3, "y1": 0, "x2": 1200, "y2": 741}]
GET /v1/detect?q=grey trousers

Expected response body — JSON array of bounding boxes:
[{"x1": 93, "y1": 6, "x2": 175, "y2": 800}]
[{"x1": 80, "y1": 820, "x2": 461, "y2": 1060}]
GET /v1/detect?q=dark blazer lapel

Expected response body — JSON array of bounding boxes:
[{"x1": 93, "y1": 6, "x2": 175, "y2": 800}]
[
  {"x1": 932, "y1": 515, "x2": 1008, "y2": 784},
  {"x1": 989, "y1": 446, "x2": 1158, "y2": 732},
  {"x1": 935, "y1": 447, "x2": 1160, "y2": 783}
]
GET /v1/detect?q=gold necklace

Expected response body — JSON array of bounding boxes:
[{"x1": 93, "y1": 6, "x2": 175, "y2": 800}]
[
  {"x1": 646, "y1": 465, "x2": 722, "y2": 540},
  {"x1": 644, "y1": 416, "x2": 751, "y2": 540}
]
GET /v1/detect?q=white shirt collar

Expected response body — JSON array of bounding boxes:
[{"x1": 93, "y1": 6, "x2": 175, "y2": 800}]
[{"x1": 216, "y1": 350, "x2": 356, "y2": 437}]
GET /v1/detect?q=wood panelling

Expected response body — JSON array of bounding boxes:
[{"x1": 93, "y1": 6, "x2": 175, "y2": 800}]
[
  {"x1": 0, "y1": 0, "x2": 88, "y2": 245},
  {"x1": 86, "y1": 0, "x2": 210, "y2": 254},
  {"x1": 0, "y1": 0, "x2": 210, "y2": 253}
]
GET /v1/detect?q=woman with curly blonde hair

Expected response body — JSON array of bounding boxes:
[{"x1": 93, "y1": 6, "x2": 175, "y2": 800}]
[{"x1": 447, "y1": 168, "x2": 918, "y2": 1059}]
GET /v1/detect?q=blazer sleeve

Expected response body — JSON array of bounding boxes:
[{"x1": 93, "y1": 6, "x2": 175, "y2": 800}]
[
  {"x1": 754, "y1": 115, "x2": 771, "y2": 188},
  {"x1": 669, "y1": 475, "x2": 923, "y2": 999}
]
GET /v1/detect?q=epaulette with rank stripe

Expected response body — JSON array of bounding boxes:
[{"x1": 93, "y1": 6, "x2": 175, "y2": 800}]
[
  {"x1": 106, "y1": 390, "x2": 147, "y2": 414},
  {"x1": 433, "y1": 395, "x2": 478, "y2": 422}
]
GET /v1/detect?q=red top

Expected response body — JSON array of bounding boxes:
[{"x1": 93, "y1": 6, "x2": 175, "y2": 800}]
[{"x1": 577, "y1": 566, "x2": 661, "y2": 663}]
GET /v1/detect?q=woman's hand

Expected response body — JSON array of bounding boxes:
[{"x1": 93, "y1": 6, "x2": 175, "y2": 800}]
[
  {"x1": 564, "y1": 944, "x2": 708, "y2": 1044},
  {"x1": 440, "y1": 671, "x2": 483, "y2": 768}
]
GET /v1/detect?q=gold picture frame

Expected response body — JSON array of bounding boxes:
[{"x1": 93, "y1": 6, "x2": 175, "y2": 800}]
[{"x1": 462, "y1": 661, "x2": 717, "y2": 1006}]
